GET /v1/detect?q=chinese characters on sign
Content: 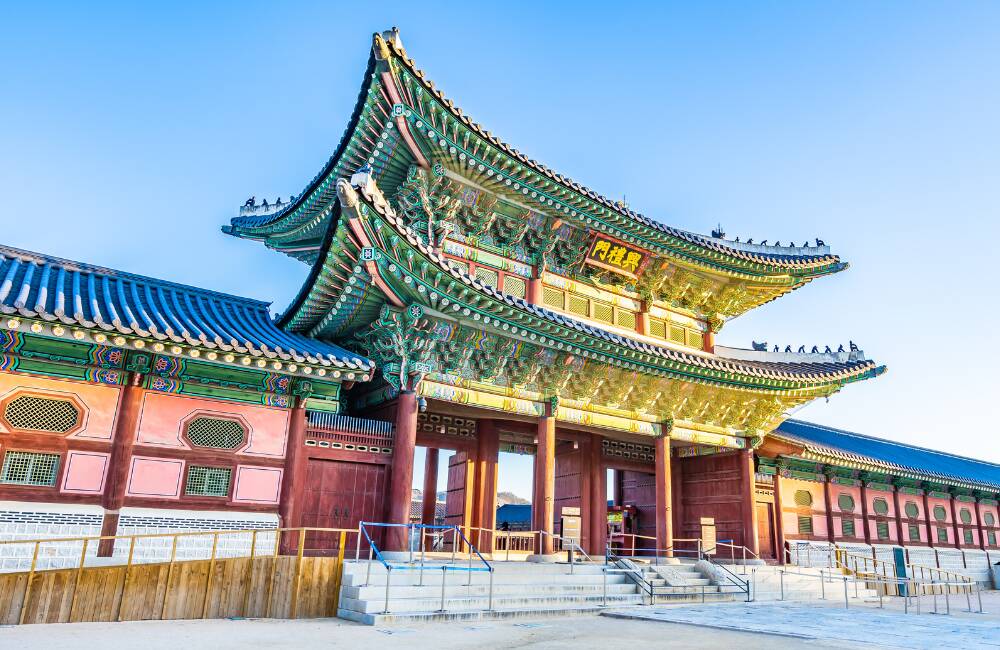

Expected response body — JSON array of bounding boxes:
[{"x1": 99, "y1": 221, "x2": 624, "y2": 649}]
[{"x1": 585, "y1": 237, "x2": 646, "y2": 276}]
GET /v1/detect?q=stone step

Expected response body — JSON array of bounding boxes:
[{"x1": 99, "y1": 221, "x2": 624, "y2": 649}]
[
  {"x1": 343, "y1": 581, "x2": 639, "y2": 601},
  {"x1": 337, "y1": 603, "x2": 626, "y2": 626},
  {"x1": 339, "y1": 591, "x2": 645, "y2": 615},
  {"x1": 342, "y1": 570, "x2": 627, "y2": 588}
]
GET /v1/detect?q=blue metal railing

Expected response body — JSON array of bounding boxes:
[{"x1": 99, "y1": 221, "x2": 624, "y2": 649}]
[{"x1": 357, "y1": 522, "x2": 494, "y2": 613}]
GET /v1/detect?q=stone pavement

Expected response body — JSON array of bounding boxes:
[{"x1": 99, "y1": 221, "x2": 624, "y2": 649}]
[{"x1": 604, "y1": 601, "x2": 1000, "y2": 649}]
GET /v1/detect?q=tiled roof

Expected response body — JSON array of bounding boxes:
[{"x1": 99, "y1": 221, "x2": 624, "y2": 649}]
[
  {"x1": 0, "y1": 244, "x2": 370, "y2": 369},
  {"x1": 775, "y1": 420, "x2": 1000, "y2": 492},
  {"x1": 496, "y1": 504, "x2": 532, "y2": 524},
  {"x1": 340, "y1": 174, "x2": 884, "y2": 388}
]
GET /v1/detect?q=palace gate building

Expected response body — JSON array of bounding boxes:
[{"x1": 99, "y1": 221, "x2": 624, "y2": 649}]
[{"x1": 2, "y1": 29, "x2": 996, "y2": 564}]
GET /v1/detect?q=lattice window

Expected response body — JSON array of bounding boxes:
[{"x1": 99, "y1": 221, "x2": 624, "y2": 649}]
[
  {"x1": 797, "y1": 515, "x2": 813, "y2": 534},
  {"x1": 908, "y1": 524, "x2": 921, "y2": 541},
  {"x1": 1, "y1": 451, "x2": 60, "y2": 486},
  {"x1": 793, "y1": 490, "x2": 813, "y2": 507},
  {"x1": 960, "y1": 508, "x2": 973, "y2": 525},
  {"x1": 685, "y1": 329, "x2": 702, "y2": 348},
  {"x1": 474, "y1": 266, "x2": 499, "y2": 289},
  {"x1": 937, "y1": 526, "x2": 948, "y2": 543},
  {"x1": 3, "y1": 395, "x2": 79, "y2": 433},
  {"x1": 615, "y1": 309, "x2": 636, "y2": 330},
  {"x1": 568, "y1": 295, "x2": 589, "y2": 317},
  {"x1": 592, "y1": 301, "x2": 614, "y2": 324},
  {"x1": 933, "y1": 505, "x2": 947, "y2": 522},
  {"x1": 543, "y1": 286, "x2": 564, "y2": 309},
  {"x1": 185, "y1": 465, "x2": 232, "y2": 497},
  {"x1": 185, "y1": 417, "x2": 246, "y2": 450},
  {"x1": 449, "y1": 260, "x2": 469, "y2": 275},
  {"x1": 904, "y1": 501, "x2": 919, "y2": 518},
  {"x1": 873, "y1": 498, "x2": 889, "y2": 515},
  {"x1": 669, "y1": 325, "x2": 686, "y2": 344},
  {"x1": 876, "y1": 522, "x2": 890, "y2": 540},
  {"x1": 964, "y1": 529, "x2": 974, "y2": 545},
  {"x1": 503, "y1": 275, "x2": 526, "y2": 299},
  {"x1": 842, "y1": 518, "x2": 856, "y2": 537},
  {"x1": 838, "y1": 494, "x2": 855, "y2": 512},
  {"x1": 986, "y1": 512, "x2": 996, "y2": 526},
  {"x1": 649, "y1": 319, "x2": 666, "y2": 339}
]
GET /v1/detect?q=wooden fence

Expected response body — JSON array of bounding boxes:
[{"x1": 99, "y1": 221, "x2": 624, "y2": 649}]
[{"x1": 0, "y1": 528, "x2": 354, "y2": 625}]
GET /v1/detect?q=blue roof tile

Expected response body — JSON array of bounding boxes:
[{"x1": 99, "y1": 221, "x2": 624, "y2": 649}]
[
  {"x1": 0, "y1": 244, "x2": 370, "y2": 370},
  {"x1": 776, "y1": 419, "x2": 1000, "y2": 491}
]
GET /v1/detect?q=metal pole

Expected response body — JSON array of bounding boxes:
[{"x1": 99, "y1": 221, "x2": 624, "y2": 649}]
[
  {"x1": 843, "y1": 577, "x2": 849, "y2": 609},
  {"x1": 506, "y1": 530, "x2": 511, "y2": 562},
  {"x1": 383, "y1": 565, "x2": 392, "y2": 614},
  {"x1": 602, "y1": 568, "x2": 608, "y2": 607},
  {"x1": 439, "y1": 566, "x2": 447, "y2": 612},
  {"x1": 365, "y1": 545, "x2": 373, "y2": 587},
  {"x1": 701, "y1": 583, "x2": 705, "y2": 603},
  {"x1": 933, "y1": 583, "x2": 938, "y2": 614},
  {"x1": 965, "y1": 584, "x2": 972, "y2": 612},
  {"x1": 408, "y1": 525, "x2": 413, "y2": 564},
  {"x1": 904, "y1": 585, "x2": 909, "y2": 614},
  {"x1": 977, "y1": 584, "x2": 983, "y2": 613},
  {"x1": 779, "y1": 570, "x2": 784, "y2": 600},
  {"x1": 419, "y1": 528, "x2": 426, "y2": 587},
  {"x1": 820, "y1": 570, "x2": 826, "y2": 600},
  {"x1": 355, "y1": 524, "x2": 362, "y2": 561},
  {"x1": 944, "y1": 585, "x2": 950, "y2": 615},
  {"x1": 451, "y1": 527, "x2": 457, "y2": 563},
  {"x1": 488, "y1": 568, "x2": 494, "y2": 611}
]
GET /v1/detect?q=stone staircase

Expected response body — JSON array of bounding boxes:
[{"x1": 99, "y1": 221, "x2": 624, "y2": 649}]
[
  {"x1": 337, "y1": 560, "x2": 644, "y2": 625},
  {"x1": 632, "y1": 558, "x2": 741, "y2": 603}
]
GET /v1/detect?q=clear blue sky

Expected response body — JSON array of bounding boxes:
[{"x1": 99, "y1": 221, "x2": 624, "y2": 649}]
[{"x1": 3, "y1": 2, "x2": 999, "y2": 498}]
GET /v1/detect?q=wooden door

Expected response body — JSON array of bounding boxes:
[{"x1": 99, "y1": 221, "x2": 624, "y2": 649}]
[
  {"x1": 756, "y1": 502, "x2": 775, "y2": 559},
  {"x1": 301, "y1": 459, "x2": 387, "y2": 551}
]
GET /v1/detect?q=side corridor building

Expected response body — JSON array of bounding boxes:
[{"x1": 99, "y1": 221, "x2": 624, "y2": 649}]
[{"x1": 0, "y1": 29, "x2": 996, "y2": 562}]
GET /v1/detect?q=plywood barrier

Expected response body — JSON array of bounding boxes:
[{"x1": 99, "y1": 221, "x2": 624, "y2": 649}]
[{"x1": 0, "y1": 528, "x2": 351, "y2": 626}]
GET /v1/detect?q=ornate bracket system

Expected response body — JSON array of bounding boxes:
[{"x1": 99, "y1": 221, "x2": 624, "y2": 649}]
[{"x1": 355, "y1": 303, "x2": 440, "y2": 392}]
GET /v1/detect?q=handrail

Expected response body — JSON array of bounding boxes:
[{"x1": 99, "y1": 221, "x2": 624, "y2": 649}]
[{"x1": 697, "y1": 548, "x2": 751, "y2": 602}]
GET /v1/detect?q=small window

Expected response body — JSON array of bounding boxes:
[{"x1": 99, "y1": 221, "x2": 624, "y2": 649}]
[
  {"x1": 794, "y1": 490, "x2": 813, "y2": 507},
  {"x1": 685, "y1": 329, "x2": 702, "y2": 348},
  {"x1": 904, "y1": 501, "x2": 919, "y2": 518},
  {"x1": 669, "y1": 325, "x2": 686, "y2": 344},
  {"x1": 542, "y1": 286, "x2": 564, "y2": 309},
  {"x1": 798, "y1": 515, "x2": 813, "y2": 534},
  {"x1": 1, "y1": 451, "x2": 61, "y2": 486},
  {"x1": 649, "y1": 319, "x2": 667, "y2": 339},
  {"x1": 449, "y1": 260, "x2": 469, "y2": 275},
  {"x1": 963, "y1": 529, "x2": 974, "y2": 545},
  {"x1": 838, "y1": 494, "x2": 856, "y2": 512},
  {"x1": 989, "y1": 531, "x2": 997, "y2": 546},
  {"x1": 615, "y1": 309, "x2": 636, "y2": 330},
  {"x1": 3, "y1": 395, "x2": 80, "y2": 433},
  {"x1": 473, "y1": 266, "x2": 499, "y2": 289},
  {"x1": 960, "y1": 508, "x2": 973, "y2": 525},
  {"x1": 185, "y1": 417, "x2": 246, "y2": 450},
  {"x1": 568, "y1": 295, "x2": 589, "y2": 317},
  {"x1": 876, "y1": 522, "x2": 890, "y2": 540},
  {"x1": 185, "y1": 466, "x2": 232, "y2": 497},
  {"x1": 986, "y1": 512, "x2": 997, "y2": 526},
  {"x1": 842, "y1": 518, "x2": 856, "y2": 537},
  {"x1": 933, "y1": 505, "x2": 947, "y2": 522},
  {"x1": 592, "y1": 301, "x2": 614, "y2": 324},
  {"x1": 908, "y1": 524, "x2": 921, "y2": 541},
  {"x1": 503, "y1": 275, "x2": 526, "y2": 299},
  {"x1": 937, "y1": 527, "x2": 949, "y2": 543},
  {"x1": 873, "y1": 498, "x2": 889, "y2": 516}
]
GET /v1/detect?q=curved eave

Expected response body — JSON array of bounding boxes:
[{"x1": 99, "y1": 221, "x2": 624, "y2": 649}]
[
  {"x1": 223, "y1": 46, "x2": 381, "y2": 242},
  {"x1": 340, "y1": 174, "x2": 885, "y2": 394},
  {"x1": 380, "y1": 32, "x2": 846, "y2": 277}
]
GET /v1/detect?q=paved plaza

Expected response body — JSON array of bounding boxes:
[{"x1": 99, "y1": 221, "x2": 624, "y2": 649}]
[{"x1": 3, "y1": 596, "x2": 999, "y2": 649}]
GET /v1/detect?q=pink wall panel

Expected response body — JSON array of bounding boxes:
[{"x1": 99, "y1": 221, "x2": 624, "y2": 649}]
[
  {"x1": 232, "y1": 465, "x2": 283, "y2": 504},
  {"x1": 0, "y1": 372, "x2": 121, "y2": 440},
  {"x1": 126, "y1": 456, "x2": 184, "y2": 499},
  {"x1": 61, "y1": 451, "x2": 110, "y2": 494},
  {"x1": 779, "y1": 478, "x2": 828, "y2": 538},
  {"x1": 134, "y1": 391, "x2": 290, "y2": 457}
]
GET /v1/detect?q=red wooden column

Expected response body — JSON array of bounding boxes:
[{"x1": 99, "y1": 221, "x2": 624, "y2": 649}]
[
  {"x1": 98, "y1": 371, "x2": 145, "y2": 557},
  {"x1": 385, "y1": 390, "x2": 419, "y2": 552},
  {"x1": 421, "y1": 448, "x2": 439, "y2": 525},
  {"x1": 533, "y1": 402, "x2": 556, "y2": 555},
  {"x1": 772, "y1": 469, "x2": 787, "y2": 563},
  {"x1": 823, "y1": 469, "x2": 836, "y2": 543},
  {"x1": 635, "y1": 301, "x2": 650, "y2": 336},
  {"x1": 588, "y1": 436, "x2": 606, "y2": 556},
  {"x1": 472, "y1": 420, "x2": 500, "y2": 548},
  {"x1": 949, "y1": 491, "x2": 962, "y2": 549},
  {"x1": 278, "y1": 397, "x2": 308, "y2": 528},
  {"x1": 922, "y1": 488, "x2": 935, "y2": 547},
  {"x1": 527, "y1": 267, "x2": 543, "y2": 305},
  {"x1": 859, "y1": 482, "x2": 872, "y2": 544},
  {"x1": 891, "y1": 482, "x2": 905, "y2": 545},
  {"x1": 654, "y1": 434, "x2": 673, "y2": 556},
  {"x1": 740, "y1": 448, "x2": 760, "y2": 555}
]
